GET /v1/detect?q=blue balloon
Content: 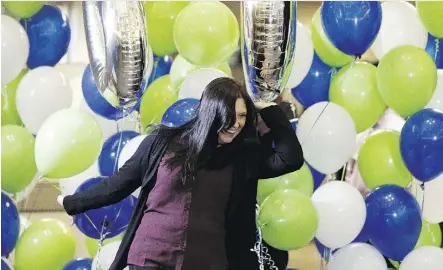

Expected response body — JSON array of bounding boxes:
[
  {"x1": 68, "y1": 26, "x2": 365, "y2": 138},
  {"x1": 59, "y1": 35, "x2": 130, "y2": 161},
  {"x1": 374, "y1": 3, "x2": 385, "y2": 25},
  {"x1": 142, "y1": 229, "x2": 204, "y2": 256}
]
[
  {"x1": 425, "y1": 33, "x2": 443, "y2": 69},
  {"x1": 1, "y1": 192, "x2": 19, "y2": 257},
  {"x1": 1, "y1": 258, "x2": 11, "y2": 270},
  {"x1": 306, "y1": 162, "x2": 325, "y2": 191},
  {"x1": 98, "y1": 131, "x2": 140, "y2": 176},
  {"x1": 290, "y1": 118, "x2": 298, "y2": 132},
  {"x1": 400, "y1": 109, "x2": 443, "y2": 182},
  {"x1": 20, "y1": 5, "x2": 71, "y2": 68},
  {"x1": 162, "y1": 98, "x2": 199, "y2": 127},
  {"x1": 63, "y1": 258, "x2": 93, "y2": 270},
  {"x1": 321, "y1": 1, "x2": 382, "y2": 56},
  {"x1": 365, "y1": 185, "x2": 421, "y2": 261},
  {"x1": 291, "y1": 53, "x2": 332, "y2": 108},
  {"x1": 74, "y1": 177, "x2": 136, "y2": 239}
]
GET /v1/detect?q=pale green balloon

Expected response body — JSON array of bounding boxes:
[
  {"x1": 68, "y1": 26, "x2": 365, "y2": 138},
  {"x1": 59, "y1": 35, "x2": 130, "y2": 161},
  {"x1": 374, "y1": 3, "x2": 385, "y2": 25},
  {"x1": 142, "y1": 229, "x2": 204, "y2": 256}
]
[
  {"x1": 35, "y1": 109, "x2": 103, "y2": 179},
  {"x1": 14, "y1": 219, "x2": 76, "y2": 270},
  {"x1": 1, "y1": 125, "x2": 37, "y2": 193},
  {"x1": 3, "y1": 1, "x2": 44, "y2": 18},
  {"x1": 1, "y1": 69, "x2": 26, "y2": 126},
  {"x1": 417, "y1": 2, "x2": 443, "y2": 38},
  {"x1": 85, "y1": 234, "x2": 123, "y2": 257}
]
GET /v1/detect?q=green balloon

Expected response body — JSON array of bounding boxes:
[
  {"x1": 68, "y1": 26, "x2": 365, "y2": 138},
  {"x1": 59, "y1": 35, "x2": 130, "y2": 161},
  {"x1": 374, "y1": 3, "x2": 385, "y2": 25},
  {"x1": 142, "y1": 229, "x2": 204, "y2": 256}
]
[
  {"x1": 139, "y1": 75, "x2": 178, "y2": 130},
  {"x1": 1, "y1": 125, "x2": 37, "y2": 193},
  {"x1": 417, "y1": 2, "x2": 443, "y2": 38},
  {"x1": 3, "y1": 1, "x2": 44, "y2": 18},
  {"x1": 311, "y1": 8, "x2": 353, "y2": 68},
  {"x1": 15, "y1": 219, "x2": 76, "y2": 270},
  {"x1": 1, "y1": 69, "x2": 26, "y2": 126},
  {"x1": 330, "y1": 62, "x2": 386, "y2": 132},
  {"x1": 259, "y1": 189, "x2": 318, "y2": 251},
  {"x1": 357, "y1": 130, "x2": 412, "y2": 189},
  {"x1": 258, "y1": 163, "x2": 314, "y2": 204},
  {"x1": 377, "y1": 45, "x2": 437, "y2": 117},
  {"x1": 173, "y1": 2, "x2": 239, "y2": 66},
  {"x1": 85, "y1": 234, "x2": 123, "y2": 257}
]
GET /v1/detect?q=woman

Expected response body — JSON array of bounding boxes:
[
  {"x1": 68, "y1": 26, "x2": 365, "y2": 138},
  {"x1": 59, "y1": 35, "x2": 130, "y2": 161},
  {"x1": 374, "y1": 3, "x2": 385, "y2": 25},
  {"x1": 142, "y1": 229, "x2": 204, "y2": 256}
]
[{"x1": 58, "y1": 77, "x2": 303, "y2": 270}]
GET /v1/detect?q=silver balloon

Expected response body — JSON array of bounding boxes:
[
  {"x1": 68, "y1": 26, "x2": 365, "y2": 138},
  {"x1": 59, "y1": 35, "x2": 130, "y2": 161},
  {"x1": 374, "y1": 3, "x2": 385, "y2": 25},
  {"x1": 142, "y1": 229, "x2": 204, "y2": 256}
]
[
  {"x1": 241, "y1": 1, "x2": 297, "y2": 102},
  {"x1": 83, "y1": 1, "x2": 153, "y2": 108}
]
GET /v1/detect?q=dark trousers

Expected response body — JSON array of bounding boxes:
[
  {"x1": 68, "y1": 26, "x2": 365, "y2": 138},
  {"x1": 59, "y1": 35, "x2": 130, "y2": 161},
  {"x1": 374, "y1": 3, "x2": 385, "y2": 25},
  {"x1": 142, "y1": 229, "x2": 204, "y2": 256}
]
[{"x1": 128, "y1": 265, "x2": 165, "y2": 270}]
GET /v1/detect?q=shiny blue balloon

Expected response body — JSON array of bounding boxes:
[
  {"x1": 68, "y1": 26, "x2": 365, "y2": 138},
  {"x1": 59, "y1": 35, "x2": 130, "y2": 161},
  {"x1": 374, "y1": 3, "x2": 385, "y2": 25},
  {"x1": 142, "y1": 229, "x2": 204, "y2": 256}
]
[
  {"x1": 20, "y1": 5, "x2": 70, "y2": 68},
  {"x1": 98, "y1": 131, "x2": 140, "y2": 176},
  {"x1": 400, "y1": 109, "x2": 443, "y2": 182},
  {"x1": 62, "y1": 258, "x2": 93, "y2": 270},
  {"x1": 365, "y1": 185, "x2": 421, "y2": 261},
  {"x1": 291, "y1": 53, "x2": 332, "y2": 108},
  {"x1": 321, "y1": 1, "x2": 382, "y2": 56},
  {"x1": 161, "y1": 98, "x2": 199, "y2": 127},
  {"x1": 425, "y1": 34, "x2": 443, "y2": 69},
  {"x1": 307, "y1": 162, "x2": 326, "y2": 191},
  {"x1": 1, "y1": 192, "x2": 19, "y2": 257},
  {"x1": 74, "y1": 177, "x2": 136, "y2": 239},
  {"x1": 1, "y1": 258, "x2": 11, "y2": 270}
]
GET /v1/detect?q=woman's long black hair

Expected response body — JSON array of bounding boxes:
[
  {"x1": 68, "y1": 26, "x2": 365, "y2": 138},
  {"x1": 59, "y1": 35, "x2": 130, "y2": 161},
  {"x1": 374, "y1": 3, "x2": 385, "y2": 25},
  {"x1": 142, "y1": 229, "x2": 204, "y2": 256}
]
[{"x1": 152, "y1": 77, "x2": 256, "y2": 182}]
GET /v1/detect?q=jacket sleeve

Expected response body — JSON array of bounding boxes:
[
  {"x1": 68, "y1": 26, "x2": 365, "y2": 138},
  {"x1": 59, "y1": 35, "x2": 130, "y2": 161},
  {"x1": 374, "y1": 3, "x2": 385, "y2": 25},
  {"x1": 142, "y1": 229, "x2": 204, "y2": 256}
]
[
  {"x1": 63, "y1": 135, "x2": 154, "y2": 215},
  {"x1": 256, "y1": 105, "x2": 304, "y2": 179}
]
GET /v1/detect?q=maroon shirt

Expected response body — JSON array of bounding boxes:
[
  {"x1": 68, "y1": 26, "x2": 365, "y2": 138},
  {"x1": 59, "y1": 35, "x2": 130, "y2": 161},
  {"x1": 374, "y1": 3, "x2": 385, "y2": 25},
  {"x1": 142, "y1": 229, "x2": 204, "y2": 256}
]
[{"x1": 127, "y1": 154, "x2": 233, "y2": 270}]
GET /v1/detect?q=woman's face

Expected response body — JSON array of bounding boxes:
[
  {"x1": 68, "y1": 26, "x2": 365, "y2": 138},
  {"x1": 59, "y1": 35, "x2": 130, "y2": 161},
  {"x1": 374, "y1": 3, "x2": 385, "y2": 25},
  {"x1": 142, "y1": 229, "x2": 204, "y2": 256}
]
[{"x1": 218, "y1": 98, "x2": 247, "y2": 145}]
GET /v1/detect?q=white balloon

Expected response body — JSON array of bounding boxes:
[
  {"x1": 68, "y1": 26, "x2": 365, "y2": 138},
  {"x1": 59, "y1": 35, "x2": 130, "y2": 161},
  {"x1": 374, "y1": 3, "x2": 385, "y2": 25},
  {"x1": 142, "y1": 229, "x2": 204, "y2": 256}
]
[
  {"x1": 59, "y1": 161, "x2": 100, "y2": 196},
  {"x1": 311, "y1": 181, "x2": 366, "y2": 249},
  {"x1": 419, "y1": 174, "x2": 443, "y2": 223},
  {"x1": 286, "y1": 21, "x2": 314, "y2": 89},
  {"x1": 426, "y1": 70, "x2": 443, "y2": 111},
  {"x1": 19, "y1": 214, "x2": 32, "y2": 236},
  {"x1": 92, "y1": 241, "x2": 128, "y2": 270},
  {"x1": 1, "y1": 15, "x2": 29, "y2": 84},
  {"x1": 370, "y1": 2, "x2": 427, "y2": 60},
  {"x1": 296, "y1": 102, "x2": 357, "y2": 174},
  {"x1": 400, "y1": 246, "x2": 443, "y2": 270},
  {"x1": 328, "y1": 243, "x2": 387, "y2": 270},
  {"x1": 16, "y1": 66, "x2": 73, "y2": 134},
  {"x1": 178, "y1": 68, "x2": 229, "y2": 100}
]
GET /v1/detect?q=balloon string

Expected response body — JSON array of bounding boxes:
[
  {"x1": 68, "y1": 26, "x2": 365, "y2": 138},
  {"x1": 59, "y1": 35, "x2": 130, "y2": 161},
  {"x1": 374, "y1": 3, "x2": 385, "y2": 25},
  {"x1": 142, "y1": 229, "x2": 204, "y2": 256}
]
[
  {"x1": 420, "y1": 182, "x2": 425, "y2": 216},
  {"x1": 434, "y1": 37, "x2": 439, "y2": 62},
  {"x1": 299, "y1": 103, "x2": 330, "y2": 147}
]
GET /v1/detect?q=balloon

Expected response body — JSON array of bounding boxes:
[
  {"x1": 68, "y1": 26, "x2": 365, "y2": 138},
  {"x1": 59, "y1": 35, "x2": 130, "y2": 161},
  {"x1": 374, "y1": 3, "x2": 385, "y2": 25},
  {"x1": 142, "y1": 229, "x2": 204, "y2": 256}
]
[
  {"x1": 328, "y1": 243, "x2": 387, "y2": 270},
  {"x1": 400, "y1": 246, "x2": 443, "y2": 270},
  {"x1": 174, "y1": 2, "x2": 239, "y2": 67},
  {"x1": 85, "y1": 234, "x2": 123, "y2": 258},
  {"x1": 307, "y1": 162, "x2": 326, "y2": 191},
  {"x1": 1, "y1": 192, "x2": 20, "y2": 257},
  {"x1": 370, "y1": 2, "x2": 428, "y2": 60},
  {"x1": 144, "y1": 1, "x2": 189, "y2": 56},
  {"x1": 35, "y1": 108, "x2": 103, "y2": 179},
  {"x1": 358, "y1": 130, "x2": 412, "y2": 189},
  {"x1": 91, "y1": 241, "x2": 128, "y2": 270},
  {"x1": 376, "y1": 45, "x2": 437, "y2": 117},
  {"x1": 98, "y1": 131, "x2": 140, "y2": 177},
  {"x1": 426, "y1": 70, "x2": 443, "y2": 111},
  {"x1": 425, "y1": 34, "x2": 443, "y2": 69},
  {"x1": 321, "y1": 2, "x2": 381, "y2": 56},
  {"x1": 148, "y1": 55, "x2": 174, "y2": 85},
  {"x1": 19, "y1": 214, "x2": 32, "y2": 236},
  {"x1": 74, "y1": 177, "x2": 136, "y2": 239},
  {"x1": 365, "y1": 185, "x2": 422, "y2": 260},
  {"x1": 1, "y1": 258, "x2": 12, "y2": 270},
  {"x1": 1, "y1": 69, "x2": 26, "y2": 126},
  {"x1": 139, "y1": 75, "x2": 178, "y2": 130},
  {"x1": 421, "y1": 175, "x2": 443, "y2": 223},
  {"x1": 178, "y1": 68, "x2": 229, "y2": 100},
  {"x1": 1, "y1": 125, "x2": 37, "y2": 193},
  {"x1": 416, "y1": 220, "x2": 442, "y2": 248},
  {"x1": 291, "y1": 53, "x2": 331, "y2": 108},
  {"x1": 417, "y1": 2, "x2": 443, "y2": 38},
  {"x1": 161, "y1": 98, "x2": 199, "y2": 127},
  {"x1": 311, "y1": 8, "x2": 353, "y2": 67},
  {"x1": 258, "y1": 189, "x2": 318, "y2": 250},
  {"x1": 257, "y1": 163, "x2": 314, "y2": 204},
  {"x1": 16, "y1": 66, "x2": 73, "y2": 134},
  {"x1": 63, "y1": 258, "x2": 93, "y2": 270},
  {"x1": 3, "y1": 1, "x2": 43, "y2": 18},
  {"x1": 59, "y1": 161, "x2": 99, "y2": 196},
  {"x1": 117, "y1": 135, "x2": 148, "y2": 170},
  {"x1": 400, "y1": 108, "x2": 443, "y2": 182},
  {"x1": 15, "y1": 219, "x2": 76, "y2": 270},
  {"x1": 296, "y1": 102, "x2": 357, "y2": 174},
  {"x1": 311, "y1": 182, "x2": 366, "y2": 249},
  {"x1": 1, "y1": 15, "x2": 29, "y2": 85}
]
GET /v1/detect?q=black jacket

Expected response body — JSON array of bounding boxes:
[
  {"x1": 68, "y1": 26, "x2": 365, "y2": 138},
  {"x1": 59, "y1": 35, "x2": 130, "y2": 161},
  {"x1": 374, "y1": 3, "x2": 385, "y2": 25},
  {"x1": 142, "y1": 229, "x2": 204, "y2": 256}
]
[{"x1": 63, "y1": 105, "x2": 303, "y2": 270}]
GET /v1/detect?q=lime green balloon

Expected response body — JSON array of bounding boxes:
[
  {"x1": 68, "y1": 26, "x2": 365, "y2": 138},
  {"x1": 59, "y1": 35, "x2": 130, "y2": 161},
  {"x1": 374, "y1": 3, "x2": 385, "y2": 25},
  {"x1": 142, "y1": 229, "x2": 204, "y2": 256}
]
[
  {"x1": 417, "y1": 2, "x2": 443, "y2": 38},
  {"x1": 144, "y1": 1, "x2": 189, "y2": 56},
  {"x1": 35, "y1": 109, "x2": 103, "y2": 179},
  {"x1": 1, "y1": 125, "x2": 37, "y2": 193},
  {"x1": 169, "y1": 54, "x2": 232, "y2": 91},
  {"x1": 173, "y1": 2, "x2": 239, "y2": 66},
  {"x1": 311, "y1": 8, "x2": 353, "y2": 68},
  {"x1": 140, "y1": 75, "x2": 178, "y2": 130},
  {"x1": 85, "y1": 234, "x2": 122, "y2": 257},
  {"x1": 377, "y1": 45, "x2": 437, "y2": 117},
  {"x1": 258, "y1": 163, "x2": 314, "y2": 204},
  {"x1": 259, "y1": 189, "x2": 318, "y2": 250},
  {"x1": 357, "y1": 130, "x2": 412, "y2": 189},
  {"x1": 1, "y1": 69, "x2": 26, "y2": 126},
  {"x1": 14, "y1": 219, "x2": 76, "y2": 270},
  {"x1": 330, "y1": 62, "x2": 386, "y2": 132},
  {"x1": 3, "y1": 1, "x2": 44, "y2": 18},
  {"x1": 389, "y1": 259, "x2": 400, "y2": 269}
]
